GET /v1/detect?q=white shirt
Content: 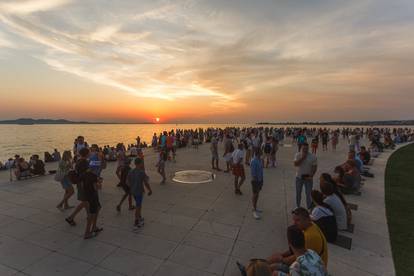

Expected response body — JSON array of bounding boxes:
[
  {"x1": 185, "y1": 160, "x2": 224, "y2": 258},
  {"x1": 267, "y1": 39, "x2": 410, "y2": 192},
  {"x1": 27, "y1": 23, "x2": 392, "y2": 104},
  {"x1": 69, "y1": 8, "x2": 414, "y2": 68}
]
[
  {"x1": 294, "y1": 152, "x2": 317, "y2": 177},
  {"x1": 130, "y1": 147, "x2": 138, "y2": 156},
  {"x1": 349, "y1": 135, "x2": 356, "y2": 146},
  {"x1": 252, "y1": 136, "x2": 260, "y2": 148},
  {"x1": 232, "y1": 149, "x2": 244, "y2": 164},
  {"x1": 324, "y1": 194, "x2": 347, "y2": 230},
  {"x1": 311, "y1": 206, "x2": 334, "y2": 221}
]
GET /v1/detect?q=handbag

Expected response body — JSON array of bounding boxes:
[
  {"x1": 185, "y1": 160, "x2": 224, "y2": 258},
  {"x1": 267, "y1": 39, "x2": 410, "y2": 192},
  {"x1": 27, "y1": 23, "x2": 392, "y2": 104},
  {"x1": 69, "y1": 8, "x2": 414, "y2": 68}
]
[{"x1": 54, "y1": 168, "x2": 65, "y2": 182}]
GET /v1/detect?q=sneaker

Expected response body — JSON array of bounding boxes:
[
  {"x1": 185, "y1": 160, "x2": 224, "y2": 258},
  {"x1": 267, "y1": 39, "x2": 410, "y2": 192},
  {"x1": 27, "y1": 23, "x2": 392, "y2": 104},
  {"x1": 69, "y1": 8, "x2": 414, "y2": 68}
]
[
  {"x1": 253, "y1": 211, "x2": 261, "y2": 220},
  {"x1": 137, "y1": 218, "x2": 145, "y2": 227},
  {"x1": 133, "y1": 220, "x2": 141, "y2": 230},
  {"x1": 252, "y1": 208, "x2": 263, "y2": 213}
]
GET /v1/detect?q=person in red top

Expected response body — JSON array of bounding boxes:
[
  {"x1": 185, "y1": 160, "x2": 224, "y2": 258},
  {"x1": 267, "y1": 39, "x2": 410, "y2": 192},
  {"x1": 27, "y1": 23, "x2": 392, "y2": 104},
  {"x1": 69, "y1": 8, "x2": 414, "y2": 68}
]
[{"x1": 166, "y1": 133, "x2": 174, "y2": 161}]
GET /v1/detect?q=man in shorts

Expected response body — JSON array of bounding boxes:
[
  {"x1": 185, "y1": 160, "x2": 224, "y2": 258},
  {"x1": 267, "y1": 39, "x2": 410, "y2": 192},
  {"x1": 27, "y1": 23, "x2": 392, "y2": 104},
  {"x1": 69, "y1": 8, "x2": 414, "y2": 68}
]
[
  {"x1": 127, "y1": 158, "x2": 152, "y2": 229},
  {"x1": 65, "y1": 147, "x2": 90, "y2": 226},
  {"x1": 250, "y1": 149, "x2": 264, "y2": 219},
  {"x1": 116, "y1": 159, "x2": 134, "y2": 212},
  {"x1": 83, "y1": 167, "x2": 103, "y2": 239}
]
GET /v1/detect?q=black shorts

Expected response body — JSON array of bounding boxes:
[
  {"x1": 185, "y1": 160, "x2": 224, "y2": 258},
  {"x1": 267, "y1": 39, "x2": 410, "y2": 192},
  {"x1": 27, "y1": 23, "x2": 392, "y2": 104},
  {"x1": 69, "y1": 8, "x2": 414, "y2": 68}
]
[
  {"x1": 251, "y1": 180, "x2": 263, "y2": 194},
  {"x1": 87, "y1": 198, "x2": 101, "y2": 214}
]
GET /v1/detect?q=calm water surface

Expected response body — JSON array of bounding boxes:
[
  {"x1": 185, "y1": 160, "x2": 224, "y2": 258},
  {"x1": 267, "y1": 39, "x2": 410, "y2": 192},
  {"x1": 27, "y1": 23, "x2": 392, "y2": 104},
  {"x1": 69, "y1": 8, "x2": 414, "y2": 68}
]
[{"x1": 0, "y1": 123, "x2": 412, "y2": 161}]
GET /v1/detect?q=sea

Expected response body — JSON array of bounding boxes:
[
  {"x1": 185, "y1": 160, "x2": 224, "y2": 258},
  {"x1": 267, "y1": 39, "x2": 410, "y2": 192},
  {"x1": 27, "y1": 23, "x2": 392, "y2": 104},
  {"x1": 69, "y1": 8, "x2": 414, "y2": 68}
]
[{"x1": 0, "y1": 123, "x2": 412, "y2": 162}]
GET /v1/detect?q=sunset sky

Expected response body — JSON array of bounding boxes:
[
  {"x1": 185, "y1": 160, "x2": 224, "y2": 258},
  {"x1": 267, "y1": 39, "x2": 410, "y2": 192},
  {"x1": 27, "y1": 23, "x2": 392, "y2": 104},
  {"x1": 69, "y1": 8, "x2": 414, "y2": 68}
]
[{"x1": 0, "y1": 0, "x2": 413, "y2": 123}]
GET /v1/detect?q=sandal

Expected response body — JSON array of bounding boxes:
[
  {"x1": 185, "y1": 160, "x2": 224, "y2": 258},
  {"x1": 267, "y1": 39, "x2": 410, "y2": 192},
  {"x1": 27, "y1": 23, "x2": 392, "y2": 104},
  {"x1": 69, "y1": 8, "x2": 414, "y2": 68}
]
[
  {"x1": 65, "y1": 217, "x2": 76, "y2": 226},
  {"x1": 84, "y1": 233, "x2": 94, "y2": 239},
  {"x1": 93, "y1": 227, "x2": 103, "y2": 233}
]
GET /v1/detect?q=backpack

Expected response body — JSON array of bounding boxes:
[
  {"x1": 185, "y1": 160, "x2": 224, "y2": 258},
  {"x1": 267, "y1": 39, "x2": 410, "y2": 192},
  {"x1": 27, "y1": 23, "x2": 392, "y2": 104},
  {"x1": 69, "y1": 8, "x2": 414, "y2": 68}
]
[{"x1": 314, "y1": 207, "x2": 338, "y2": 243}]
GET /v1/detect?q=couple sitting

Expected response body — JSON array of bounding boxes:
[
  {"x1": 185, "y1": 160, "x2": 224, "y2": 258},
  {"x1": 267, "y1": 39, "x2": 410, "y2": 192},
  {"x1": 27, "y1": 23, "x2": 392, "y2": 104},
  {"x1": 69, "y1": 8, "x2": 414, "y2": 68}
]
[
  {"x1": 333, "y1": 151, "x2": 364, "y2": 194},
  {"x1": 238, "y1": 208, "x2": 328, "y2": 276},
  {"x1": 15, "y1": 155, "x2": 45, "y2": 180}
]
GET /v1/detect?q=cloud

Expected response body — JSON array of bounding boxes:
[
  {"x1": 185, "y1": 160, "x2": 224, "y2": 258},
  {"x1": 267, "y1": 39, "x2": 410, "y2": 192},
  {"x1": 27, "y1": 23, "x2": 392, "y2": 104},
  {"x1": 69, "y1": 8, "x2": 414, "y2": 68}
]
[
  {"x1": 0, "y1": 0, "x2": 414, "y2": 119},
  {"x1": 0, "y1": 0, "x2": 72, "y2": 15},
  {"x1": 0, "y1": 31, "x2": 14, "y2": 48}
]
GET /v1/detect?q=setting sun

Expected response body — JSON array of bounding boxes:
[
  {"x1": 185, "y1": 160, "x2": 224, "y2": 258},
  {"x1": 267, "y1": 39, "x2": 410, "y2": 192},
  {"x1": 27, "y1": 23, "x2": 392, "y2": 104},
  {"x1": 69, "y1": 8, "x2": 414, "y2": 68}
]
[{"x1": 155, "y1": 117, "x2": 160, "y2": 123}]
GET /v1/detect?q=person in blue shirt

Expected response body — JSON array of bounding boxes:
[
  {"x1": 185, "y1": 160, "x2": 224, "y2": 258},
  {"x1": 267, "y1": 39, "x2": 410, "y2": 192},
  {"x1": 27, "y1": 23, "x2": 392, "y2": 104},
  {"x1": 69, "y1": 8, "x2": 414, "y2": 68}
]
[
  {"x1": 250, "y1": 149, "x2": 264, "y2": 219},
  {"x1": 348, "y1": 151, "x2": 363, "y2": 173}
]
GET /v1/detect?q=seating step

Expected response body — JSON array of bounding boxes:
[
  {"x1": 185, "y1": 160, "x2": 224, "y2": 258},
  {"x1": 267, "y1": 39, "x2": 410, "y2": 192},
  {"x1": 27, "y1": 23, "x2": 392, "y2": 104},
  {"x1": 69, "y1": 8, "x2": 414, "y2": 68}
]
[
  {"x1": 332, "y1": 234, "x2": 352, "y2": 250},
  {"x1": 348, "y1": 203, "x2": 358, "y2": 210},
  {"x1": 344, "y1": 224, "x2": 354, "y2": 233}
]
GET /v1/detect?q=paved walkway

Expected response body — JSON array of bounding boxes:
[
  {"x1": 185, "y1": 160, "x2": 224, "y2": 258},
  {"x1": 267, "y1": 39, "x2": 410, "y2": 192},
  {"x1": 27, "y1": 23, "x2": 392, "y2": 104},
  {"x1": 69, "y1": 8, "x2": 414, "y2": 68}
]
[{"x1": 0, "y1": 138, "x2": 396, "y2": 276}]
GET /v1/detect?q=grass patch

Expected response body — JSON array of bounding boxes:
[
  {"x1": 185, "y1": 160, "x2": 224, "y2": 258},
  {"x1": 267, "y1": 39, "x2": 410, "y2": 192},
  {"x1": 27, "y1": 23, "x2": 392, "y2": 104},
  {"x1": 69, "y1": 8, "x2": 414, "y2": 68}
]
[{"x1": 385, "y1": 143, "x2": 414, "y2": 276}]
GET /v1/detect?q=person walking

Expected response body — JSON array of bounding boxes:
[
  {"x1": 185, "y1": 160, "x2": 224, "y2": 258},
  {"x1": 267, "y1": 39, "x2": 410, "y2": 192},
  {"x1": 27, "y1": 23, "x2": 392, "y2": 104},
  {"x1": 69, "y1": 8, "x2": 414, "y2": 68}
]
[
  {"x1": 56, "y1": 151, "x2": 74, "y2": 210},
  {"x1": 127, "y1": 158, "x2": 153, "y2": 229},
  {"x1": 250, "y1": 149, "x2": 264, "y2": 219},
  {"x1": 232, "y1": 143, "x2": 246, "y2": 195}
]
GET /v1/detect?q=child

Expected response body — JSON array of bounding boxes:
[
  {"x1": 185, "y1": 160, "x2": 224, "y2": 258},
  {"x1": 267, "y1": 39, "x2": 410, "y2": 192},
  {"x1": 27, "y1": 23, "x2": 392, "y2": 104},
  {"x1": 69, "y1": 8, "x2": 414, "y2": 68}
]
[
  {"x1": 127, "y1": 158, "x2": 152, "y2": 229},
  {"x1": 116, "y1": 159, "x2": 135, "y2": 212},
  {"x1": 156, "y1": 149, "x2": 167, "y2": 184}
]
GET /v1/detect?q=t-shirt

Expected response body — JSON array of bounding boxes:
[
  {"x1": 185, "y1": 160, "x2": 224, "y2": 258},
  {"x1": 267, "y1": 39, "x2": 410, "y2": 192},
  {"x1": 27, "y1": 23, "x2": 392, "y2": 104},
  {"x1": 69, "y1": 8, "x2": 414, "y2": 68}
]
[
  {"x1": 161, "y1": 135, "x2": 167, "y2": 146},
  {"x1": 321, "y1": 133, "x2": 329, "y2": 143},
  {"x1": 130, "y1": 147, "x2": 138, "y2": 156},
  {"x1": 324, "y1": 195, "x2": 347, "y2": 230},
  {"x1": 252, "y1": 136, "x2": 260, "y2": 148},
  {"x1": 303, "y1": 223, "x2": 328, "y2": 266},
  {"x1": 349, "y1": 135, "x2": 356, "y2": 145},
  {"x1": 117, "y1": 151, "x2": 126, "y2": 167},
  {"x1": 120, "y1": 165, "x2": 131, "y2": 186},
  {"x1": 75, "y1": 143, "x2": 87, "y2": 155},
  {"x1": 232, "y1": 149, "x2": 244, "y2": 164},
  {"x1": 166, "y1": 136, "x2": 173, "y2": 148},
  {"x1": 127, "y1": 168, "x2": 148, "y2": 196},
  {"x1": 250, "y1": 157, "x2": 263, "y2": 182},
  {"x1": 311, "y1": 206, "x2": 334, "y2": 221},
  {"x1": 298, "y1": 135, "x2": 306, "y2": 144},
  {"x1": 210, "y1": 137, "x2": 218, "y2": 153},
  {"x1": 283, "y1": 250, "x2": 327, "y2": 276},
  {"x1": 83, "y1": 171, "x2": 98, "y2": 200},
  {"x1": 354, "y1": 157, "x2": 363, "y2": 172},
  {"x1": 75, "y1": 159, "x2": 89, "y2": 178},
  {"x1": 294, "y1": 152, "x2": 317, "y2": 177}
]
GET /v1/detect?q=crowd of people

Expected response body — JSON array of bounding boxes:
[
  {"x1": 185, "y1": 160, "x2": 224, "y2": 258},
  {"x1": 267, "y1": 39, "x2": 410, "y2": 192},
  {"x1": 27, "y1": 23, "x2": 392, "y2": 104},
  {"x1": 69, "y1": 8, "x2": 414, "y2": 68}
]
[
  {"x1": 227, "y1": 126, "x2": 413, "y2": 276},
  {"x1": 1, "y1": 125, "x2": 413, "y2": 275}
]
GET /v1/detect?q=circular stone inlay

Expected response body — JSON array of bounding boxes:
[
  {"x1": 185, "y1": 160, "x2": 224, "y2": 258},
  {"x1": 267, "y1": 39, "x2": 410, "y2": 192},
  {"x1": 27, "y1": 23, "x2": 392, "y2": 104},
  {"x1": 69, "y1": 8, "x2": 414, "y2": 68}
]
[{"x1": 172, "y1": 170, "x2": 215, "y2": 184}]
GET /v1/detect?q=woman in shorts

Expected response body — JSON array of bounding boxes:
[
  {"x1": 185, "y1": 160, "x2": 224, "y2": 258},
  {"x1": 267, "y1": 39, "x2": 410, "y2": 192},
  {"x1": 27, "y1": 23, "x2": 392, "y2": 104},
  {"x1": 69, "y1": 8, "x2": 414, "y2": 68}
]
[{"x1": 56, "y1": 151, "x2": 74, "y2": 210}]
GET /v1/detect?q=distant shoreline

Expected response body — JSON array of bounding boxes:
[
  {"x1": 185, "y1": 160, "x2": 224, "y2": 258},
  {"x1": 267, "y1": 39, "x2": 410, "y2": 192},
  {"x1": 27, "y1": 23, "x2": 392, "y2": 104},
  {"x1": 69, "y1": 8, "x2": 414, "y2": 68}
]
[
  {"x1": 0, "y1": 118, "x2": 151, "y2": 125},
  {"x1": 0, "y1": 118, "x2": 413, "y2": 126},
  {"x1": 257, "y1": 120, "x2": 414, "y2": 126}
]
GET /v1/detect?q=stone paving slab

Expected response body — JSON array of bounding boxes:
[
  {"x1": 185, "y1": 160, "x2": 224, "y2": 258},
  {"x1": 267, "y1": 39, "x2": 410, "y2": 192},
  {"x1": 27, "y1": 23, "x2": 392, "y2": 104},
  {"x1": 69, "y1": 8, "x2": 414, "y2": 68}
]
[{"x1": 0, "y1": 138, "x2": 398, "y2": 275}]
